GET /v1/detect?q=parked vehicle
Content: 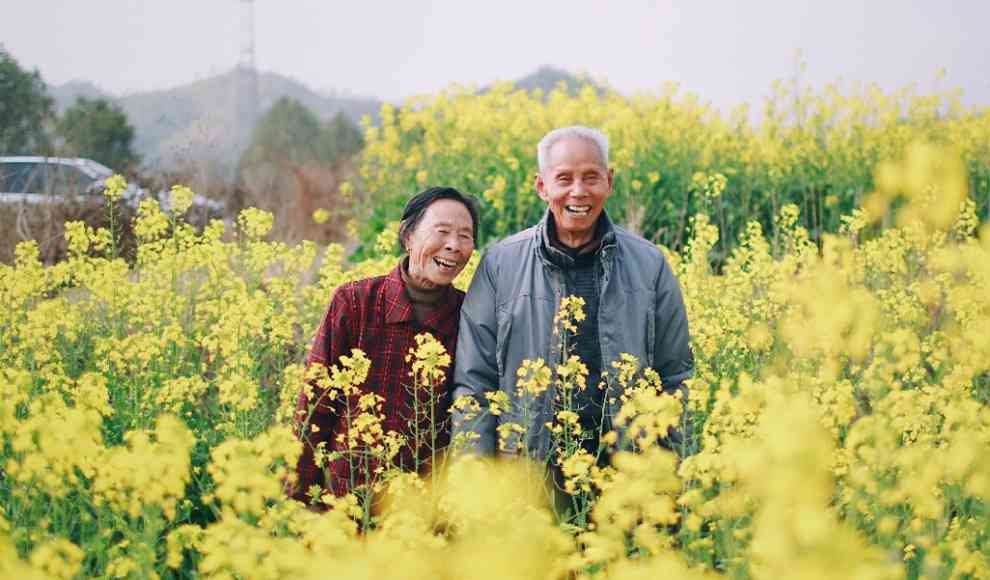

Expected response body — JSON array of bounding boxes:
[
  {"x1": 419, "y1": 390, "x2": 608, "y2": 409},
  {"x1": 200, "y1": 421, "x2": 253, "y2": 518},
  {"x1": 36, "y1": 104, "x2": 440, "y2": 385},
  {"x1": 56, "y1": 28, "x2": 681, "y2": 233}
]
[
  {"x1": 0, "y1": 156, "x2": 225, "y2": 216},
  {"x1": 0, "y1": 156, "x2": 143, "y2": 207}
]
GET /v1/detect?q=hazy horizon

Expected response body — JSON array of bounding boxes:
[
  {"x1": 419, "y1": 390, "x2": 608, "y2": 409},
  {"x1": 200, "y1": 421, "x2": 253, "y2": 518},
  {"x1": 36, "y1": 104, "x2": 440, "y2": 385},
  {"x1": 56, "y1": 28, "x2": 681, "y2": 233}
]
[{"x1": 3, "y1": 0, "x2": 988, "y2": 108}]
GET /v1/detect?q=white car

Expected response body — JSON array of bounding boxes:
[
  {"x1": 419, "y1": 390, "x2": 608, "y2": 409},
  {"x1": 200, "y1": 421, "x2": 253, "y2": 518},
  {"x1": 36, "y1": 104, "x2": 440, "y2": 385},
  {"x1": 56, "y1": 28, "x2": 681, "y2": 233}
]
[
  {"x1": 0, "y1": 156, "x2": 143, "y2": 207},
  {"x1": 0, "y1": 157, "x2": 225, "y2": 217}
]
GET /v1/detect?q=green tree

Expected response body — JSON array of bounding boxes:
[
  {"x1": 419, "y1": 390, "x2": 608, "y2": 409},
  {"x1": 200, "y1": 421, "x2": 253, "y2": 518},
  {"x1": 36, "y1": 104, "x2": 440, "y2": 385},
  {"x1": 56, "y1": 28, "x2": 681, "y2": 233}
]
[
  {"x1": 240, "y1": 97, "x2": 364, "y2": 168},
  {"x1": 0, "y1": 46, "x2": 54, "y2": 154},
  {"x1": 240, "y1": 97, "x2": 325, "y2": 167},
  {"x1": 57, "y1": 97, "x2": 140, "y2": 171},
  {"x1": 319, "y1": 111, "x2": 364, "y2": 162},
  {"x1": 236, "y1": 97, "x2": 365, "y2": 240}
]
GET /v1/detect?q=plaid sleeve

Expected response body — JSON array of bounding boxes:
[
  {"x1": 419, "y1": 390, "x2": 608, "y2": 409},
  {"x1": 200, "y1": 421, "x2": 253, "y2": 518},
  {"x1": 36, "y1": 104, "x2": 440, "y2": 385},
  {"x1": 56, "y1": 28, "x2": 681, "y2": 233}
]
[{"x1": 290, "y1": 287, "x2": 352, "y2": 504}]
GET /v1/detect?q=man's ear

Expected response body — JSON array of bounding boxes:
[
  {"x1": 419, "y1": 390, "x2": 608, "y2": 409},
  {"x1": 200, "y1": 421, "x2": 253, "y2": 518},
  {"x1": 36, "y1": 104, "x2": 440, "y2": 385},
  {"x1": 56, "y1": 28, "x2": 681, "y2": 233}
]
[
  {"x1": 607, "y1": 167, "x2": 615, "y2": 190},
  {"x1": 535, "y1": 172, "x2": 548, "y2": 202}
]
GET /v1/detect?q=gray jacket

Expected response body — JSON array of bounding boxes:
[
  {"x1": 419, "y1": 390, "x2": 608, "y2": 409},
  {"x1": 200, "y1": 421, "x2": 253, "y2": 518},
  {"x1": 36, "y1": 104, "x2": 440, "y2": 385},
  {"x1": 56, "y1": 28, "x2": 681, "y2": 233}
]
[{"x1": 451, "y1": 211, "x2": 694, "y2": 459}]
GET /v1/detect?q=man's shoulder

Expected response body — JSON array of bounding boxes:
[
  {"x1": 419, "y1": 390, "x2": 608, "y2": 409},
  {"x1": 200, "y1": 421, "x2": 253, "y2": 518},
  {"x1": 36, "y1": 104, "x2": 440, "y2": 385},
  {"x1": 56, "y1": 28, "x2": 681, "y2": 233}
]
[
  {"x1": 609, "y1": 225, "x2": 676, "y2": 284},
  {"x1": 483, "y1": 224, "x2": 538, "y2": 258},
  {"x1": 612, "y1": 225, "x2": 664, "y2": 259}
]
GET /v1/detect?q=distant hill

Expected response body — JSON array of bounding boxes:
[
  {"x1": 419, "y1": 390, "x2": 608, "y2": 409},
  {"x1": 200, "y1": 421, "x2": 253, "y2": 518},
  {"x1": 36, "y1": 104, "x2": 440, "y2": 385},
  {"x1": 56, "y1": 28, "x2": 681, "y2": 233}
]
[
  {"x1": 481, "y1": 66, "x2": 606, "y2": 96},
  {"x1": 51, "y1": 69, "x2": 382, "y2": 176},
  {"x1": 509, "y1": 65, "x2": 603, "y2": 94}
]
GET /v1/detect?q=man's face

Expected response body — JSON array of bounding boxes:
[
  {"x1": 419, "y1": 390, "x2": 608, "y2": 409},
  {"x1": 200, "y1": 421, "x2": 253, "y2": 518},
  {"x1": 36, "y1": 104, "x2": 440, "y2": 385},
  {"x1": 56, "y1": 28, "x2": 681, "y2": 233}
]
[
  {"x1": 535, "y1": 136, "x2": 614, "y2": 248},
  {"x1": 405, "y1": 198, "x2": 475, "y2": 289}
]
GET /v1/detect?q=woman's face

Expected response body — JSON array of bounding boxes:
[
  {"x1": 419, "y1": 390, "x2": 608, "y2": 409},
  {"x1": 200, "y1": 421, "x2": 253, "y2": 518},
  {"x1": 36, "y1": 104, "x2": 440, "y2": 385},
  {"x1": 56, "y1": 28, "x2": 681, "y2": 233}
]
[{"x1": 405, "y1": 198, "x2": 475, "y2": 289}]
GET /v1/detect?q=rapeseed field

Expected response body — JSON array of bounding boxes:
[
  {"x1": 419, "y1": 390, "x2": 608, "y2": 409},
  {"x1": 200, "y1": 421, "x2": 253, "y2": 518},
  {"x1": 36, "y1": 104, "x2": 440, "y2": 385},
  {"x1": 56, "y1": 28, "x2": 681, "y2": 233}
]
[{"x1": 1, "y1": 83, "x2": 988, "y2": 579}]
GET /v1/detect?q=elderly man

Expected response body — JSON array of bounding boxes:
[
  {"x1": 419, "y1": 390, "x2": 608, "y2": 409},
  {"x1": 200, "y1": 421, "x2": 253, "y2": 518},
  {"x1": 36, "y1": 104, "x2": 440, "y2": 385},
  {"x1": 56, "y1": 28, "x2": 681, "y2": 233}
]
[{"x1": 451, "y1": 126, "x2": 693, "y2": 467}]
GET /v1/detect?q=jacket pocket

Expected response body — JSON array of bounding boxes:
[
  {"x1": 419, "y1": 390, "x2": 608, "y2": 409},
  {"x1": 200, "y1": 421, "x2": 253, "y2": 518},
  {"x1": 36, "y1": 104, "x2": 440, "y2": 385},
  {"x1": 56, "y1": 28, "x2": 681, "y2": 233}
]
[{"x1": 494, "y1": 302, "x2": 513, "y2": 382}]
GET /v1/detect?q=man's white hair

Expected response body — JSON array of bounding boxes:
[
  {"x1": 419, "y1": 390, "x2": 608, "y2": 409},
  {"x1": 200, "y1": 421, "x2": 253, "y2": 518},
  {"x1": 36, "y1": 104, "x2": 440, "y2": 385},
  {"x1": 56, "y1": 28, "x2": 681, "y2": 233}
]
[{"x1": 537, "y1": 126, "x2": 609, "y2": 172}]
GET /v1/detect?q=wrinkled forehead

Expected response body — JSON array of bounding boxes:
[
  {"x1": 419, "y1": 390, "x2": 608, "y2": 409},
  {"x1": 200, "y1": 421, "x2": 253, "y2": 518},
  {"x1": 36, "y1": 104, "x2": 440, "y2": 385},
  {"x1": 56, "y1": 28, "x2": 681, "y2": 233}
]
[
  {"x1": 419, "y1": 198, "x2": 474, "y2": 229},
  {"x1": 544, "y1": 136, "x2": 608, "y2": 172}
]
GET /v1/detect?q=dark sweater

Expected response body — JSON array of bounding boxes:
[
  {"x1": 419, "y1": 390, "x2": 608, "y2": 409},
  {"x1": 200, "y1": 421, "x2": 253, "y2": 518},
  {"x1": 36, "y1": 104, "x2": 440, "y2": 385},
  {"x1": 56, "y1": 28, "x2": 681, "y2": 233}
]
[{"x1": 543, "y1": 217, "x2": 608, "y2": 445}]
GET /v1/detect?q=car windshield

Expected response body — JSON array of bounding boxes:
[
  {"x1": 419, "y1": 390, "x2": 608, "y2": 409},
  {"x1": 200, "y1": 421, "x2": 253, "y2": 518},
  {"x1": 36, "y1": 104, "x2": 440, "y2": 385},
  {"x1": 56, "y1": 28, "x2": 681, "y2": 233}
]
[
  {"x1": 79, "y1": 160, "x2": 114, "y2": 180},
  {"x1": 1, "y1": 162, "x2": 46, "y2": 193}
]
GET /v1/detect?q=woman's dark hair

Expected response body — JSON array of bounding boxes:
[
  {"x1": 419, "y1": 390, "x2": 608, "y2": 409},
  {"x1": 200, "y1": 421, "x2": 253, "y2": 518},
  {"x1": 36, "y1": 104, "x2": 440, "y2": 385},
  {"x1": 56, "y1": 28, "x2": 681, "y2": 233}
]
[{"x1": 398, "y1": 186, "x2": 480, "y2": 252}]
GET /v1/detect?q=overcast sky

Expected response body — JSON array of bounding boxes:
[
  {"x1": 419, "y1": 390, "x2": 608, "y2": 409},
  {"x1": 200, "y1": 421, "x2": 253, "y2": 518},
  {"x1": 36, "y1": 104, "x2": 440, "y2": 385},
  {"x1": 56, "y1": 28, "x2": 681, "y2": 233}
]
[{"x1": 3, "y1": 0, "x2": 988, "y2": 108}]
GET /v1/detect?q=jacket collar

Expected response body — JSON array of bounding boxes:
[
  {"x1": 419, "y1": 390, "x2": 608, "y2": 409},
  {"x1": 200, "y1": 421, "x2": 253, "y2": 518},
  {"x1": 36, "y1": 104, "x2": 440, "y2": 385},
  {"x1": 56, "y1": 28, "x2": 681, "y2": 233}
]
[
  {"x1": 382, "y1": 261, "x2": 461, "y2": 336},
  {"x1": 537, "y1": 209, "x2": 617, "y2": 268}
]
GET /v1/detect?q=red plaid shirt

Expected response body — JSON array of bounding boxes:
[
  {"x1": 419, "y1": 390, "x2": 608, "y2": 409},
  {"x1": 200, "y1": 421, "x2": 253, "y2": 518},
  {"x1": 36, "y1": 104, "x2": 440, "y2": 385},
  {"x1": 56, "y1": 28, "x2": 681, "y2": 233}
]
[{"x1": 290, "y1": 263, "x2": 464, "y2": 503}]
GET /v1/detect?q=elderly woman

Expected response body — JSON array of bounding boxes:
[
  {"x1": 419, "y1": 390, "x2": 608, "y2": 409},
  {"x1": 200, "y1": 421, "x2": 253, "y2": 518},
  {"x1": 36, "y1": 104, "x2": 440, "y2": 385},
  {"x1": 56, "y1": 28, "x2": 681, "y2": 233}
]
[{"x1": 290, "y1": 186, "x2": 478, "y2": 506}]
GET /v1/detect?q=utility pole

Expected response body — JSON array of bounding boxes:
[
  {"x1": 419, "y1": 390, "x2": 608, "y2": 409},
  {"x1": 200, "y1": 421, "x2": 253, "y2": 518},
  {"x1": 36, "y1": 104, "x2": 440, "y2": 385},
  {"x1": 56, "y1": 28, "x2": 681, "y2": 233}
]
[{"x1": 235, "y1": 0, "x2": 260, "y2": 164}]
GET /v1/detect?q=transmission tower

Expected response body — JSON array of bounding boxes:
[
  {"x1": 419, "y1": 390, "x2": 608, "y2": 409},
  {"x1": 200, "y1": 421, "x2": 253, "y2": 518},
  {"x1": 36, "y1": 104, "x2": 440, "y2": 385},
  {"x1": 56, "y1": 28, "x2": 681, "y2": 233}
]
[{"x1": 235, "y1": 0, "x2": 260, "y2": 156}]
